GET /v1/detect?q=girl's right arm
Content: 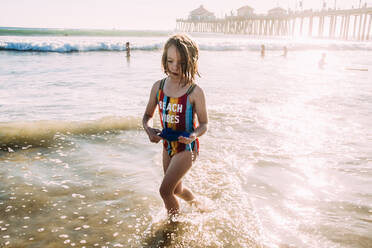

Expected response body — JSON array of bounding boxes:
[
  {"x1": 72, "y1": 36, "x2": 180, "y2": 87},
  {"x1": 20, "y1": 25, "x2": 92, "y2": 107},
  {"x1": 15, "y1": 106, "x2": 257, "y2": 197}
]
[{"x1": 143, "y1": 81, "x2": 162, "y2": 143}]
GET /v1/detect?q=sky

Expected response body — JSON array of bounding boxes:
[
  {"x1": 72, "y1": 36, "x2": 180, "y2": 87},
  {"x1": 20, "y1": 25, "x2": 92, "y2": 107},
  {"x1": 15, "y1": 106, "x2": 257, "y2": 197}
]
[{"x1": 1, "y1": 0, "x2": 371, "y2": 30}]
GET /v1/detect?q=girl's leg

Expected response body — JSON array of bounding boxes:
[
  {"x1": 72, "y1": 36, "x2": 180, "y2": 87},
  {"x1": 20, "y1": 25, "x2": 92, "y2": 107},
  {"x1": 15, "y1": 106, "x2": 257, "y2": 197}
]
[
  {"x1": 160, "y1": 150, "x2": 194, "y2": 215},
  {"x1": 162, "y1": 149, "x2": 195, "y2": 202}
]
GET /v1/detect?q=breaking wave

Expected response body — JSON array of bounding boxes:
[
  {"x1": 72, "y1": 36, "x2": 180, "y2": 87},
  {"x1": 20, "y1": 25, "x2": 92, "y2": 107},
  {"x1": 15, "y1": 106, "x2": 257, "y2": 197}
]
[{"x1": 0, "y1": 116, "x2": 141, "y2": 150}]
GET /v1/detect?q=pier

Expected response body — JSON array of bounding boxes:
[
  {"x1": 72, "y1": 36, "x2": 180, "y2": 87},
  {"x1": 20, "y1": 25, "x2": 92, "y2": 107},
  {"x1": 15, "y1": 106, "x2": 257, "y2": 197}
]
[{"x1": 176, "y1": 7, "x2": 372, "y2": 41}]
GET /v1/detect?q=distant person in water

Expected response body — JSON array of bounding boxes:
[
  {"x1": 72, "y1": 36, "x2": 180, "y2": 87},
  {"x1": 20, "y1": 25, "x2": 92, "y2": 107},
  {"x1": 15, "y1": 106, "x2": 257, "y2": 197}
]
[
  {"x1": 261, "y1": 44, "x2": 265, "y2": 58},
  {"x1": 318, "y1": 53, "x2": 326, "y2": 69},
  {"x1": 142, "y1": 34, "x2": 208, "y2": 218},
  {"x1": 282, "y1": 46, "x2": 288, "y2": 58},
  {"x1": 126, "y1": 42, "x2": 130, "y2": 57}
]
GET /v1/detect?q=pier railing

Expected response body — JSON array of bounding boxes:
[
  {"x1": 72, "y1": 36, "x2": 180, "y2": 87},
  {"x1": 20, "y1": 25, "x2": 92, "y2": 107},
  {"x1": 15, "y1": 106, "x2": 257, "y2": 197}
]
[{"x1": 176, "y1": 7, "x2": 372, "y2": 40}]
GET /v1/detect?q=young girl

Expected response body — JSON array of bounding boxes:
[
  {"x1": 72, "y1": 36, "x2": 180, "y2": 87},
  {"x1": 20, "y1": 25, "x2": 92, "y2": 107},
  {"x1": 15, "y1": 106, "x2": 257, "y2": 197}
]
[{"x1": 142, "y1": 34, "x2": 208, "y2": 217}]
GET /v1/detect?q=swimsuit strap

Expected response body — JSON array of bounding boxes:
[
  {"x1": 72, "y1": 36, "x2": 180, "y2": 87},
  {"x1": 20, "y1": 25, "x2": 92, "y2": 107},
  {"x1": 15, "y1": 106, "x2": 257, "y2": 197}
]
[
  {"x1": 157, "y1": 78, "x2": 166, "y2": 104},
  {"x1": 159, "y1": 78, "x2": 166, "y2": 90},
  {"x1": 186, "y1": 84, "x2": 197, "y2": 95}
]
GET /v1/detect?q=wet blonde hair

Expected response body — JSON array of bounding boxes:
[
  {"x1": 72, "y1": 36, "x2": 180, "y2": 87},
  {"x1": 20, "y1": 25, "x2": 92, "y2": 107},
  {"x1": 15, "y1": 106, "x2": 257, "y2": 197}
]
[{"x1": 161, "y1": 34, "x2": 200, "y2": 86}]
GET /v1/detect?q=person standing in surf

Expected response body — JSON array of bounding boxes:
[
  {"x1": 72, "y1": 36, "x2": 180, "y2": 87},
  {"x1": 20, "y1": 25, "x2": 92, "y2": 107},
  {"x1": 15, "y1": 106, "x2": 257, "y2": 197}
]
[
  {"x1": 142, "y1": 34, "x2": 208, "y2": 217},
  {"x1": 126, "y1": 42, "x2": 130, "y2": 57}
]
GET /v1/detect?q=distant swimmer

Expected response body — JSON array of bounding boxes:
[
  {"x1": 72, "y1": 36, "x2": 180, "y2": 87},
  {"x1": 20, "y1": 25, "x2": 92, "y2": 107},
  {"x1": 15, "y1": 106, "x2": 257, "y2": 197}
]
[
  {"x1": 126, "y1": 42, "x2": 130, "y2": 57},
  {"x1": 318, "y1": 53, "x2": 326, "y2": 69},
  {"x1": 261, "y1": 44, "x2": 265, "y2": 58},
  {"x1": 282, "y1": 46, "x2": 288, "y2": 58}
]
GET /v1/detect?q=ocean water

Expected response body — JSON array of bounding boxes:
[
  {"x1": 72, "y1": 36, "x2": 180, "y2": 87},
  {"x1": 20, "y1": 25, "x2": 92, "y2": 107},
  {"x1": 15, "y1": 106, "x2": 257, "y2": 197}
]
[{"x1": 1, "y1": 32, "x2": 372, "y2": 248}]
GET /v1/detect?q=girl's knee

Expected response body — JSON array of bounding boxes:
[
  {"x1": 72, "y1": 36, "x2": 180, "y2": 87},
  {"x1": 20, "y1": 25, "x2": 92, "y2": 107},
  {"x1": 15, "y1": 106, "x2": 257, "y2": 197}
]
[{"x1": 159, "y1": 183, "x2": 173, "y2": 199}]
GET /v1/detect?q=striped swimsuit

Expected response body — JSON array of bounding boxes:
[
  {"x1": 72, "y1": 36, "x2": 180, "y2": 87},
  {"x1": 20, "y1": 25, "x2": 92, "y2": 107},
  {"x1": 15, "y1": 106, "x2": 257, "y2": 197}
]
[{"x1": 157, "y1": 78, "x2": 199, "y2": 157}]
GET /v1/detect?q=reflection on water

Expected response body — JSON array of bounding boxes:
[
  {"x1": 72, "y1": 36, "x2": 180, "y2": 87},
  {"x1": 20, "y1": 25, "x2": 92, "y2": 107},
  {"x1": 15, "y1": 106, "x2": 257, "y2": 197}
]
[
  {"x1": 142, "y1": 220, "x2": 186, "y2": 248},
  {"x1": 1, "y1": 132, "x2": 145, "y2": 247},
  {"x1": 126, "y1": 55, "x2": 131, "y2": 67},
  {"x1": 0, "y1": 131, "x2": 262, "y2": 248}
]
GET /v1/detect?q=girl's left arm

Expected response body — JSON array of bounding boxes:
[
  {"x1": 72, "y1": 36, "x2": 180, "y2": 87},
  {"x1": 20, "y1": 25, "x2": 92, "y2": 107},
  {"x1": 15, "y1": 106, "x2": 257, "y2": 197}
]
[
  {"x1": 178, "y1": 86, "x2": 208, "y2": 144},
  {"x1": 192, "y1": 86, "x2": 208, "y2": 137}
]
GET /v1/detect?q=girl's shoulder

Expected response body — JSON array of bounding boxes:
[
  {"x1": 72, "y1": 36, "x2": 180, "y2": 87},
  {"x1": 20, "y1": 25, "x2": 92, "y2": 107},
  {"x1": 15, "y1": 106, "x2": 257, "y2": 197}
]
[
  {"x1": 153, "y1": 78, "x2": 169, "y2": 90},
  {"x1": 153, "y1": 79, "x2": 162, "y2": 88},
  {"x1": 150, "y1": 79, "x2": 165, "y2": 93},
  {"x1": 188, "y1": 83, "x2": 206, "y2": 103},
  {"x1": 189, "y1": 83, "x2": 204, "y2": 96}
]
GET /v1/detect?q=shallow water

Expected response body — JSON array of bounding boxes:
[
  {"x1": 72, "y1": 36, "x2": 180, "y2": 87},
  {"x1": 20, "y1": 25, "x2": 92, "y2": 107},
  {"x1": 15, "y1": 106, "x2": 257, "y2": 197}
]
[{"x1": 1, "y1": 35, "x2": 372, "y2": 248}]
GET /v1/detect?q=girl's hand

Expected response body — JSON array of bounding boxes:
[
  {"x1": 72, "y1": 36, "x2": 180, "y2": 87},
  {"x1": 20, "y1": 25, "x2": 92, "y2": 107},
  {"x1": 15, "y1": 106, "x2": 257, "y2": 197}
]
[
  {"x1": 178, "y1": 133, "x2": 196, "y2": 144},
  {"x1": 146, "y1": 127, "x2": 162, "y2": 143}
]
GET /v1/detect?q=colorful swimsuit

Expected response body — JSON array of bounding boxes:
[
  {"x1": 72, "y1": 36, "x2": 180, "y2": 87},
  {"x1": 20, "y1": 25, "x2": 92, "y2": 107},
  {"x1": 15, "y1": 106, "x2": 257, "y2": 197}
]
[{"x1": 157, "y1": 78, "x2": 199, "y2": 157}]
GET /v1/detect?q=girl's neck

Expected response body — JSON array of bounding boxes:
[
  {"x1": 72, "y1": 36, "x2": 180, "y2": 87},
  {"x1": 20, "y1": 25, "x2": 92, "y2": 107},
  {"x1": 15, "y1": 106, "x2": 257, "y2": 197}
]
[{"x1": 167, "y1": 76, "x2": 187, "y2": 88}]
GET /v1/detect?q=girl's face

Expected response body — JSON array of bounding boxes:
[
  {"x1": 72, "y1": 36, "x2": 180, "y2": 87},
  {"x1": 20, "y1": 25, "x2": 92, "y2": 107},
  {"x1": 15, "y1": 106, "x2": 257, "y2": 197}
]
[{"x1": 166, "y1": 45, "x2": 183, "y2": 81}]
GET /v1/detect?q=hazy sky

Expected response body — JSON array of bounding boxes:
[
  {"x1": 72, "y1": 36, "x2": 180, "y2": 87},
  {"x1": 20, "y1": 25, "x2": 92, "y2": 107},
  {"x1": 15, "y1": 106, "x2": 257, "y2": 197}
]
[{"x1": 1, "y1": 0, "x2": 370, "y2": 30}]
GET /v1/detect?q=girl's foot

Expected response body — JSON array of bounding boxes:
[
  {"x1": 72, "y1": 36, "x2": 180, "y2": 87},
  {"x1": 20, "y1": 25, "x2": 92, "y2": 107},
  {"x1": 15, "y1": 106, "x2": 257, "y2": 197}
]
[{"x1": 188, "y1": 197, "x2": 214, "y2": 213}]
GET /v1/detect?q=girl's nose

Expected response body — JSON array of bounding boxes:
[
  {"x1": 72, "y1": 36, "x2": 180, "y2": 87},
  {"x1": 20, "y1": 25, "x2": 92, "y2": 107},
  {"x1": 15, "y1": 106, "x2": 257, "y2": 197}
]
[{"x1": 172, "y1": 63, "x2": 179, "y2": 70}]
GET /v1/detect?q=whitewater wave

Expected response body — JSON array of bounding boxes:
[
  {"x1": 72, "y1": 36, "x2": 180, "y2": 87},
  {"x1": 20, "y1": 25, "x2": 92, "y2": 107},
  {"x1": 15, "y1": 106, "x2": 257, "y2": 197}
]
[
  {"x1": 0, "y1": 40, "x2": 163, "y2": 53},
  {"x1": 1, "y1": 38, "x2": 372, "y2": 53},
  {"x1": 0, "y1": 116, "x2": 141, "y2": 150}
]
